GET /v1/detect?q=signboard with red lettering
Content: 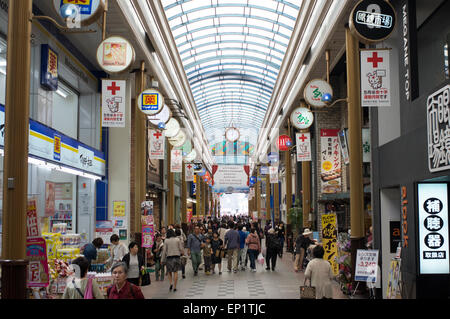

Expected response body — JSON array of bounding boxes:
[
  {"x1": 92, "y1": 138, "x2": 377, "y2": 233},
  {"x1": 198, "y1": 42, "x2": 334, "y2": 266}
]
[
  {"x1": 320, "y1": 129, "x2": 341, "y2": 194},
  {"x1": 276, "y1": 135, "x2": 293, "y2": 151},
  {"x1": 102, "y1": 79, "x2": 126, "y2": 127},
  {"x1": 26, "y1": 237, "x2": 49, "y2": 288},
  {"x1": 185, "y1": 163, "x2": 194, "y2": 182},
  {"x1": 149, "y1": 130, "x2": 165, "y2": 159},
  {"x1": 355, "y1": 249, "x2": 379, "y2": 282},
  {"x1": 296, "y1": 132, "x2": 311, "y2": 162},
  {"x1": 170, "y1": 149, "x2": 183, "y2": 173},
  {"x1": 360, "y1": 49, "x2": 391, "y2": 107},
  {"x1": 27, "y1": 199, "x2": 40, "y2": 239}
]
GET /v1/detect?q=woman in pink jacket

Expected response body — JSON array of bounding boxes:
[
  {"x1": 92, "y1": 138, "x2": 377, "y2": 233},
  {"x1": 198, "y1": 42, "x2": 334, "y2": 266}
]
[{"x1": 245, "y1": 228, "x2": 261, "y2": 272}]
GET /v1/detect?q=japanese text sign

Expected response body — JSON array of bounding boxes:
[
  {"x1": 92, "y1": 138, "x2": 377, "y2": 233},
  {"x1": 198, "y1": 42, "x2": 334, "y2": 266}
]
[
  {"x1": 320, "y1": 129, "x2": 341, "y2": 193},
  {"x1": 360, "y1": 49, "x2": 391, "y2": 107},
  {"x1": 27, "y1": 199, "x2": 40, "y2": 239},
  {"x1": 26, "y1": 237, "x2": 49, "y2": 288},
  {"x1": 102, "y1": 79, "x2": 126, "y2": 127},
  {"x1": 417, "y1": 183, "x2": 449, "y2": 274},
  {"x1": 355, "y1": 249, "x2": 379, "y2": 282},
  {"x1": 321, "y1": 213, "x2": 338, "y2": 275}
]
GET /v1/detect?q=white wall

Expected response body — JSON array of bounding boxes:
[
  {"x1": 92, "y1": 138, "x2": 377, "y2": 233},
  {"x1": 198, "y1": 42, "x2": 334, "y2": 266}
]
[{"x1": 379, "y1": 187, "x2": 401, "y2": 299}]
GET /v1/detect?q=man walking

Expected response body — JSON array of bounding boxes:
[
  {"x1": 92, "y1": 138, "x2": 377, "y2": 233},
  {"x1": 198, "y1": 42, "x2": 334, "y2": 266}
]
[
  {"x1": 187, "y1": 225, "x2": 204, "y2": 276},
  {"x1": 238, "y1": 225, "x2": 249, "y2": 270},
  {"x1": 224, "y1": 221, "x2": 240, "y2": 273}
]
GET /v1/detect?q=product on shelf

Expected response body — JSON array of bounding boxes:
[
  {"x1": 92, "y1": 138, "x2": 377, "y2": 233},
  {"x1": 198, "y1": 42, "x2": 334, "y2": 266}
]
[
  {"x1": 52, "y1": 223, "x2": 67, "y2": 234},
  {"x1": 42, "y1": 232, "x2": 62, "y2": 260},
  {"x1": 56, "y1": 248, "x2": 80, "y2": 261},
  {"x1": 88, "y1": 272, "x2": 113, "y2": 295},
  {"x1": 61, "y1": 234, "x2": 81, "y2": 248}
]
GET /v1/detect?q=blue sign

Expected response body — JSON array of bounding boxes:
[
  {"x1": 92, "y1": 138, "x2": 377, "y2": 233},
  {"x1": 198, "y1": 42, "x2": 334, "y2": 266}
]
[{"x1": 40, "y1": 44, "x2": 58, "y2": 91}]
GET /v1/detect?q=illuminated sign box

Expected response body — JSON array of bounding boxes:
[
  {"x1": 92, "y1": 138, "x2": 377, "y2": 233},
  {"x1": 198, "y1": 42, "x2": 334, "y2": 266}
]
[
  {"x1": 417, "y1": 183, "x2": 450, "y2": 275},
  {"x1": 40, "y1": 44, "x2": 58, "y2": 91},
  {"x1": 142, "y1": 93, "x2": 159, "y2": 111}
]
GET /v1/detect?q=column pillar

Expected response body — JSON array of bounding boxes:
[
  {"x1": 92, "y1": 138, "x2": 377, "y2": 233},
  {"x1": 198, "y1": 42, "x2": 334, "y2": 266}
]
[
  {"x1": 346, "y1": 27, "x2": 365, "y2": 280},
  {"x1": 265, "y1": 170, "x2": 271, "y2": 223},
  {"x1": 274, "y1": 178, "x2": 280, "y2": 223},
  {"x1": 256, "y1": 166, "x2": 261, "y2": 220},
  {"x1": 181, "y1": 163, "x2": 187, "y2": 224},
  {"x1": 285, "y1": 137, "x2": 292, "y2": 226},
  {"x1": 0, "y1": 0, "x2": 33, "y2": 299},
  {"x1": 167, "y1": 143, "x2": 174, "y2": 225}
]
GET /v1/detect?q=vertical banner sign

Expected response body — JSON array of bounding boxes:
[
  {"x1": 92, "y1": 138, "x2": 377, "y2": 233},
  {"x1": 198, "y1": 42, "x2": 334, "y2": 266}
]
[
  {"x1": 53, "y1": 134, "x2": 61, "y2": 161},
  {"x1": 417, "y1": 183, "x2": 449, "y2": 274},
  {"x1": 102, "y1": 80, "x2": 126, "y2": 127},
  {"x1": 40, "y1": 44, "x2": 58, "y2": 91},
  {"x1": 338, "y1": 130, "x2": 350, "y2": 165},
  {"x1": 426, "y1": 85, "x2": 450, "y2": 172},
  {"x1": 321, "y1": 214, "x2": 339, "y2": 275},
  {"x1": 320, "y1": 129, "x2": 342, "y2": 193},
  {"x1": 360, "y1": 50, "x2": 391, "y2": 107},
  {"x1": 149, "y1": 130, "x2": 165, "y2": 159},
  {"x1": 296, "y1": 132, "x2": 311, "y2": 162},
  {"x1": 170, "y1": 149, "x2": 183, "y2": 173},
  {"x1": 45, "y1": 181, "x2": 56, "y2": 217},
  {"x1": 141, "y1": 225, "x2": 155, "y2": 248},
  {"x1": 269, "y1": 166, "x2": 278, "y2": 184},
  {"x1": 27, "y1": 199, "x2": 40, "y2": 239},
  {"x1": 185, "y1": 163, "x2": 194, "y2": 182},
  {"x1": 355, "y1": 249, "x2": 379, "y2": 282},
  {"x1": 26, "y1": 237, "x2": 49, "y2": 288}
]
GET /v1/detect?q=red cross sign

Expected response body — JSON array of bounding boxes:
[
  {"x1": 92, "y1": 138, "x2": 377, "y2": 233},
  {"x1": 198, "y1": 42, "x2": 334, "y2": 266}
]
[
  {"x1": 298, "y1": 134, "x2": 308, "y2": 142},
  {"x1": 187, "y1": 164, "x2": 192, "y2": 170},
  {"x1": 153, "y1": 131, "x2": 162, "y2": 139},
  {"x1": 107, "y1": 82, "x2": 121, "y2": 95},
  {"x1": 367, "y1": 52, "x2": 383, "y2": 68}
]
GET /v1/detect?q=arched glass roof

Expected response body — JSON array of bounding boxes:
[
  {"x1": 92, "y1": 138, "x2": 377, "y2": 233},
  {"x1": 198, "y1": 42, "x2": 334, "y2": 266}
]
[{"x1": 161, "y1": 0, "x2": 301, "y2": 154}]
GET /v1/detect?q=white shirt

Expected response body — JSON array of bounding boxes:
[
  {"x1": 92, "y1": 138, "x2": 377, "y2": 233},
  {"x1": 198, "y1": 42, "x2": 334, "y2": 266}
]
[
  {"x1": 128, "y1": 254, "x2": 139, "y2": 279},
  {"x1": 304, "y1": 258, "x2": 334, "y2": 299},
  {"x1": 109, "y1": 243, "x2": 128, "y2": 264}
]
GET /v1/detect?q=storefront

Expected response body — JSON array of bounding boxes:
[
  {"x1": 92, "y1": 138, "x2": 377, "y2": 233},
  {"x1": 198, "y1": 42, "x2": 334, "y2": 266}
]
[{"x1": 372, "y1": 0, "x2": 450, "y2": 298}]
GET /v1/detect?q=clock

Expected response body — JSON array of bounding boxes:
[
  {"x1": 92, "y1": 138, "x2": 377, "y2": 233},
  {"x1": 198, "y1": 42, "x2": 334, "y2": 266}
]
[{"x1": 225, "y1": 127, "x2": 240, "y2": 142}]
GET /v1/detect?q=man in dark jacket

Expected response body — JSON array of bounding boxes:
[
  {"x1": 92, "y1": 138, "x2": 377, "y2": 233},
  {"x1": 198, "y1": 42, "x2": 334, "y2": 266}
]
[
  {"x1": 224, "y1": 222, "x2": 240, "y2": 273},
  {"x1": 265, "y1": 228, "x2": 281, "y2": 271}
]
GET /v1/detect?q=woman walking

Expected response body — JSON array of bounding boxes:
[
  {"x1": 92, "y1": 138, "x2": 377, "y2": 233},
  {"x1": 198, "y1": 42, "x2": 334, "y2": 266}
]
[
  {"x1": 211, "y1": 232, "x2": 223, "y2": 275},
  {"x1": 245, "y1": 228, "x2": 261, "y2": 272},
  {"x1": 265, "y1": 228, "x2": 281, "y2": 271},
  {"x1": 122, "y1": 241, "x2": 145, "y2": 286},
  {"x1": 152, "y1": 234, "x2": 165, "y2": 281},
  {"x1": 175, "y1": 228, "x2": 187, "y2": 279},
  {"x1": 304, "y1": 245, "x2": 335, "y2": 299},
  {"x1": 161, "y1": 229, "x2": 184, "y2": 292}
]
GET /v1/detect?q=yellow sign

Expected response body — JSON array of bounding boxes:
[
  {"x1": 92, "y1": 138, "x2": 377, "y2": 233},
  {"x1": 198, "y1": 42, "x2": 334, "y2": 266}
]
[
  {"x1": 113, "y1": 201, "x2": 126, "y2": 217},
  {"x1": 321, "y1": 213, "x2": 339, "y2": 275},
  {"x1": 54, "y1": 135, "x2": 61, "y2": 155},
  {"x1": 62, "y1": 0, "x2": 92, "y2": 5},
  {"x1": 47, "y1": 49, "x2": 58, "y2": 78},
  {"x1": 322, "y1": 160, "x2": 333, "y2": 171}
]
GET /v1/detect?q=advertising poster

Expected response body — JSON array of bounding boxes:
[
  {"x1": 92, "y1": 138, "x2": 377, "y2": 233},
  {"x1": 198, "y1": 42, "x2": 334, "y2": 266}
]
[
  {"x1": 149, "y1": 130, "x2": 165, "y2": 159},
  {"x1": 296, "y1": 132, "x2": 311, "y2": 162},
  {"x1": 112, "y1": 200, "x2": 126, "y2": 218},
  {"x1": 185, "y1": 163, "x2": 194, "y2": 182},
  {"x1": 386, "y1": 259, "x2": 401, "y2": 299},
  {"x1": 320, "y1": 129, "x2": 342, "y2": 194},
  {"x1": 26, "y1": 237, "x2": 49, "y2": 288},
  {"x1": 27, "y1": 199, "x2": 40, "y2": 239},
  {"x1": 354, "y1": 249, "x2": 379, "y2": 282},
  {"x1": 321, "y1": 213, "x2": 339, "y2": 275},
  {"x1": 45, "y1": 181, "x2": 55, "y2": 217},
  {"x1": 269, "y1": 166, "x2": 278, "y2": 184},
  {"x1": 212, "y1": 165, "x2": 250, "y2": 193},
  {"x1": 96, "y1": 220, "x2": 113, "y2": 244},
  {"x1": 102, "y1": 80, "x2": 126, "y2": 127},
  {"x1": 360, "y1": 49, "x2": 391, "y2": 107},
  {"x1": 170, "y1": 149, "x2": 183, "y2": 173},
  {"x1": 142, "y1": 225, "x2": 155, "y2": 248}
]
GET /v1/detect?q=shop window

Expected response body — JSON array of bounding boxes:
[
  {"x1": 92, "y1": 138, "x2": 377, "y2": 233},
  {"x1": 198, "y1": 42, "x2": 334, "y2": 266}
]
[
  {"x1": 416, "y1": 0, "x2": 450, "y2": 96},
  {"x1": 52, "y1": 81, "x2": 79, "y2": 139}
]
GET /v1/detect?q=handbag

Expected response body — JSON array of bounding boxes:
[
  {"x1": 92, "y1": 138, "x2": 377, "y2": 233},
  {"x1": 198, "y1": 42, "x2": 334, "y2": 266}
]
[
  {"x1": 180, "y1": 255, "x2": 188, "y2": 266},
  {"x1": 140, "y1": 268, "x2": 151, "y2": 286},
  {"x1": 300, "y1": 278, "x2": 316, "y2": 299}
]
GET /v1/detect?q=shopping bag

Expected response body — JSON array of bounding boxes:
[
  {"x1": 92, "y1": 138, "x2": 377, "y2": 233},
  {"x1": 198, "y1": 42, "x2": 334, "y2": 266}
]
[
  {"x1": 181, "y1": 255, "x2": 188, "y2": 266},
  {"x1": 140, "y1": 269, "x2": 151, "y2": 286},
  {"x1": 262, "y1": 247, "x2": 267, "y2": 258},
  {"x1": 257, "y1": 253, "x2": 265, "y2": 265},
  {"x1": 300, "y1": 279, "x2": 316, "y2": 299},
  {"x1": 84, "y1": 277, "x2": 94, "y2": 299}
]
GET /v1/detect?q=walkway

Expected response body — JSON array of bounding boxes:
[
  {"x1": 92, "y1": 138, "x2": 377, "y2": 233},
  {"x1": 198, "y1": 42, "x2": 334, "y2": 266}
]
[{"x1": 141, "y1": 242, "x2": 349, "y2": 299}]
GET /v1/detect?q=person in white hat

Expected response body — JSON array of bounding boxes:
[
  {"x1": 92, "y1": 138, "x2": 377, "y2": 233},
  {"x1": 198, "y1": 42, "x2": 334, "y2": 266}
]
[{"x1": 294, "y1": 228, "x2": 316, "y2": 272}]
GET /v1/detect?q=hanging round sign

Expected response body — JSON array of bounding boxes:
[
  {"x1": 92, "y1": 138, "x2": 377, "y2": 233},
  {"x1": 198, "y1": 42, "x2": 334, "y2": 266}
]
[
  {"x1": 148, "y1": 103, "x2": 171, "y2": 126},
  {"x1": 168, "y1": 129, "x2": 186, "y2": 147},
  {"x1": 304, "y1": 79, "x2": 333, "y2": 108},
  {"x1": 184, "y1": 149, "x2": 197, "y2": 162},
  {"x1": 349, "y1": 0, "x2": 396, "y2": 43},
  {"x1": 137, "y1": 88, "x2": 165, "y2": 116},
  {"x1": 164, "y1": 118, "x2": 180, "y2": 138},
  {"x1": 290, "y1": 106, "x2": 314, "y2": 130},
  {"x1": 276, "y1": 135, "x2": 293, "y2": 151},
  {"x1": 96, "y1": 35, "x2": 135, "y2": 74},
  {"x1": 53, "y1": 0, "x2": 105, "y2": 27}
]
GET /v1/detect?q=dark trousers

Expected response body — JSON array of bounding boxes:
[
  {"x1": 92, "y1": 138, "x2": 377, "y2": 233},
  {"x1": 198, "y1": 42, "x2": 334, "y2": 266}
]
[
  {"x1": 204, "y1": 255, "x2": 212, "y2": 272},
  {"x1": 248, "y1": 249, "x2": 258, "y2": 269},
  {"x1": 266, "y1": 248, "x2": 278, "y2": 270}
]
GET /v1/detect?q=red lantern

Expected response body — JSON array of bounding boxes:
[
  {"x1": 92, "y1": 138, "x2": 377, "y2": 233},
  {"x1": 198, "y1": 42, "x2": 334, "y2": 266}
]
[{"x1": 276, "y1": 135, "x2": 293, "y2": 151}]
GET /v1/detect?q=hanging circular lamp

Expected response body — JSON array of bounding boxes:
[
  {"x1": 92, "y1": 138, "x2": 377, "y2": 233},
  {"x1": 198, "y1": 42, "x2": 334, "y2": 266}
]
[
  {"x1": 164, "y1": 118, "x2": 180, "y2": 138},
  {"x1": 148, "y1": 104, "x2": 171, "y2": 127},
  {"x1": 168, "y1": 129, "x2": 186, "y2": 147}
]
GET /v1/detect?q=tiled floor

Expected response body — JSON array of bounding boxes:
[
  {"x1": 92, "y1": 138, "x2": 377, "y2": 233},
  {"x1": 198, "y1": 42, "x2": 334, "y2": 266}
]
[{"x1": 141, "y1": 243, "x2": 350, "y2": 299}]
